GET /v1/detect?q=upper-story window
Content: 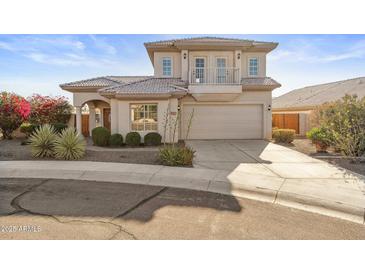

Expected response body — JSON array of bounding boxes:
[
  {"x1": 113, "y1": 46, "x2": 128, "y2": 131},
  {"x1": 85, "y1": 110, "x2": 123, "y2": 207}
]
[
  {"x1": 248, "y1": 57, "x2": 259, "y2": 76},
  {"x1": 162, "y1": 57, "x2": 172, "y2": 76}
]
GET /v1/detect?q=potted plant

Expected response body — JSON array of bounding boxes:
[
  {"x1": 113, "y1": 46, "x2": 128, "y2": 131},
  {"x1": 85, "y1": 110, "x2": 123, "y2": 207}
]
[{"x1": 306, "y1": 127, "x2": 332, "y2": 153}]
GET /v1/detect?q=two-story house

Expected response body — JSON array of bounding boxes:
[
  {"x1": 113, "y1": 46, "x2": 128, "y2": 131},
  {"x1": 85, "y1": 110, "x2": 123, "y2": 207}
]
[{"x1": 60, "y1": 37, "x2": 281, "y2": 141}]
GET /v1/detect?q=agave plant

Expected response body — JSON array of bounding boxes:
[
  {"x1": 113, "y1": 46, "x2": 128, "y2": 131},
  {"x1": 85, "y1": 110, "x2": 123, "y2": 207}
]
[
  {"x1": 29, "y1": 124, "x2": 57, "y2": 158},
  {"x1": 54, "y1": 127, "x2": 86, "y2": 160}
]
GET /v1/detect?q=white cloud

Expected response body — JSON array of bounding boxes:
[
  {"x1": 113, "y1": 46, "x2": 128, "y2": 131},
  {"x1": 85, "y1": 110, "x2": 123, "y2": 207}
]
[
  {"x1": 269, "y1": 38, "x2": 365, "y2": 64},
  {"x1": 0, "y1": 41, "x2": 15, "y2": 51},
  {"x1": 90, "y1": 35, "x2": 117, "y2": 55}
]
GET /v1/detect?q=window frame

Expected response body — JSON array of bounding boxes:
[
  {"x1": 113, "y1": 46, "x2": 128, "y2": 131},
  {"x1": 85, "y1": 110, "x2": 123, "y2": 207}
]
[
  {"x1": 216, "y1": 57, "x2": 228, "y2": 83},
  {"x1": 248, "y1": 57, "x2": 259, "y2": 77},
  {"x1": 162, "y1": 57, "x2": 173, "y2": 77},
  {"x1": 130, "y1": 103, "x2": 158, "y2": 132},
  {"x1": 194, "y1": 56, "x2": 207, "y2": 83}
]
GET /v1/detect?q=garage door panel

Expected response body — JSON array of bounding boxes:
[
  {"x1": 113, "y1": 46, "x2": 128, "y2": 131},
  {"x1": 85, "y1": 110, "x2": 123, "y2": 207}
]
[{"x1": 182, "y1": 104, "x2": 263, "y2": 139}]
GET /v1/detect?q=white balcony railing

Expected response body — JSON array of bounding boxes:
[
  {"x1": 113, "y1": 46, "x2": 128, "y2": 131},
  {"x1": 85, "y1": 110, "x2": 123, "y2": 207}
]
[{"x1": 189, "y1": 67, "x2": 240, "y2": 85}]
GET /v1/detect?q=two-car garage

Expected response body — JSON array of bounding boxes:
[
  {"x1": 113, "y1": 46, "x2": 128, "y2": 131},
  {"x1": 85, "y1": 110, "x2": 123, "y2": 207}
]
[{"x1": 181, "y1": 104, "x2": 264, "y2": 140}]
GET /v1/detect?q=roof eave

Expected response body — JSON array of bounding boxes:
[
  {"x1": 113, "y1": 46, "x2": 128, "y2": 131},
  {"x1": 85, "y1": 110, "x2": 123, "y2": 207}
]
[
  {"x1": 242, "y1": 84, "x2": 281, "y2": 91},
  {"x1": 60, "y1": 85, "x2": 106, "y2": 92}
]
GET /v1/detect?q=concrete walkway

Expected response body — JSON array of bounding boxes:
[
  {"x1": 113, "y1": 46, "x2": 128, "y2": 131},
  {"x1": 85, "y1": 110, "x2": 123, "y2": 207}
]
[{"x1": 1, "y1": 157, "x2": 364, "y2": 224}]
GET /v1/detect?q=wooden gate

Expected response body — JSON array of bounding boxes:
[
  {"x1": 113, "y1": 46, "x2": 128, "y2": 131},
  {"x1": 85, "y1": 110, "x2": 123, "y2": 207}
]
[{"x1": 272, "y1": 113, "x2": 299, "y2": 134}]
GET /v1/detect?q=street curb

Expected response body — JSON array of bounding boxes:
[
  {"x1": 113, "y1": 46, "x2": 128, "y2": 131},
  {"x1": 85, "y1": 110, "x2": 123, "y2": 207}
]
[{"x1": 0, "y1": 162, "x2": 364, "y2": 225}]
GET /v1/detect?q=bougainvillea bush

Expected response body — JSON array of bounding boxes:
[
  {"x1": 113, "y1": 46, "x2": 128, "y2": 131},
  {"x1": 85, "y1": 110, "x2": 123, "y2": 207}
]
[
  {"x1": 0, "y1": 92, "x2": 31, "y2": 139},
  {"x1": 27, "y1": 94, "x2": 72, "y2": 125}
]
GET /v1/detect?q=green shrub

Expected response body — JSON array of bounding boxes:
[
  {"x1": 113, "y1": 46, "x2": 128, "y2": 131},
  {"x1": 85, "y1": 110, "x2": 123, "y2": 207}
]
[
  {"x1": 272, "y1": 129, "x2": 295, "y2": 143},
  {"x1": 20, "y1": 123, "x2": 38, "y2": 138},
  {"x1": 144, "y1": 132, "x2": 162, "y2": 146},
  {"x1": 52, "y1": 122, "x2": 68, "y2": 134},
  {"x1": 54, "y1": 128, "x2": 86, "y2": 160},
  {"x1": 29, "y1": 124, "x2": 57, "y2": 158},
  {"x1": 92, "y1": 126, "x2": 111, "y2": 146},
  {"x1": 125, "y1": 132, "x2": 141, "y2": 146},
  {"x1": 311, "y1": 95, "x2": 365, "y2": 157},
  {"x1": 306, "y1": 127, "x2": 332, "y2": 146},
  {"x1": 159, "y1": 145, "x2": 195, "y2": 166},
  {"x1": 110, "y1": 133, "x2": 123, "y2": 147}
]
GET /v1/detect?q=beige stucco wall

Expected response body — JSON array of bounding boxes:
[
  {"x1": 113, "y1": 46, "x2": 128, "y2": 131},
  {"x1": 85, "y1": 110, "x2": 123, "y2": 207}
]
[
  {"x1": 180, "y1": 90, "x2": 272, "y2": 139},
  {"x1": 153, "y1": 52, "x2": 181, "y2": 78},
  {"x1": 73, "y1": 92, "x2": 110, "y2": 107},
  {"x1": 241, "y1": 52, "x2": 267, "y2": 77},
  {"x1": 110, "y1": 98, "x2": 179, "y2": 142},
  {"x1": 153, "y1": 50, "x2": 267, "y2": 80}
]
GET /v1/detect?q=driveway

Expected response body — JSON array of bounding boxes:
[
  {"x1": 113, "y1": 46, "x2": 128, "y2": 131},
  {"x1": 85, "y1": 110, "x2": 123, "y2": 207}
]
[
  {"x1": 1, "y1": 178, "x2": 364, "y2": 240},
  {"x1": 186, "y1": 140, "x2": 365, "y2": 224},
  {"x1": 186, "y1": 139, "x2": 323, "y2": 171}
]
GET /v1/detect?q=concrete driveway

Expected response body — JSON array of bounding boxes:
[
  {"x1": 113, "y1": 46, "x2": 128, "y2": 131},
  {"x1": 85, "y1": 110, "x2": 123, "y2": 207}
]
[
  {"x1": 186, "y1": 140, "x2": 365, "y2": 224},
  {"x1": 186, "y1": 139, "x2": 322, "y2": 171}
]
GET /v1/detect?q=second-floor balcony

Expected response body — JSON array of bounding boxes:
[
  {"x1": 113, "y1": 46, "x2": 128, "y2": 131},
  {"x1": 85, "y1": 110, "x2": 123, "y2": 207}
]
[{"x1": 189, "y1": 67, "x2": 240, "y2": 85}]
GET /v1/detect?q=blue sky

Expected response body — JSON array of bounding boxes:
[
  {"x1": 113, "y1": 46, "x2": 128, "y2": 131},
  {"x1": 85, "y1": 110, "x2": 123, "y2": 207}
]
[{"x1": 1, "y1": 34, "x2": 365, "y2": 102}]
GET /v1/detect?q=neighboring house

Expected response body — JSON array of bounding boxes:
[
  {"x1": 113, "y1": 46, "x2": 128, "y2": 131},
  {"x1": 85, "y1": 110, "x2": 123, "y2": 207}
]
[
  {"x1": 60, "y1": 37, "x2": 281, "y2": 141},
  {"x1": 272, "y1": 77, "x2": 365, "y2": 136}
]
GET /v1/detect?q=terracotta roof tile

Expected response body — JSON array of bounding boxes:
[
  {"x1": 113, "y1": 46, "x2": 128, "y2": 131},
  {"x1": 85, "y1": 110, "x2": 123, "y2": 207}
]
[
  {"x1": 99, "y1": 78, "x2": 188, "y2": 96},
  {"x1": 60, "y1": 76, "x2": 151, "y2": 88}
]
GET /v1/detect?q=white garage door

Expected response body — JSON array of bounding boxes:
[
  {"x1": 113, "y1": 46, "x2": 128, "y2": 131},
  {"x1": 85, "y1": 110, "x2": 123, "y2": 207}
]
[{"x1": 182, "y1": 104, "x2": 263, "y2": 139}]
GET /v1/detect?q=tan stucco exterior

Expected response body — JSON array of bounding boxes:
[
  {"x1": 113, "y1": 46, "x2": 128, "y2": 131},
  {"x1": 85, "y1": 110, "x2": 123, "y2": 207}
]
[
  {"x1": 153, "y1": 52, "x2": 181, "y2": 78},
  {"x1": 111, "y1": 98, "x2": 179, "y2": 142},
  {"x1": 61, "y1": 37, "x2": 280, "y2": 142}
]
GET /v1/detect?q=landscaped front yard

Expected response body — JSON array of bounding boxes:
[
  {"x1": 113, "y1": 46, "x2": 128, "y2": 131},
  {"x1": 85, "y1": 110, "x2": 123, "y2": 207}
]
[{"x1": 0, "y1": 138, "x2": 160, "y2": 165}]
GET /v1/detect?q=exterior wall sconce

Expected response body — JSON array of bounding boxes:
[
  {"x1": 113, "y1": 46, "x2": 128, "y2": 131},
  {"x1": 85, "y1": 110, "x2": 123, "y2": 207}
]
[
  {"x1": 183, "y1": 53, "x2": 187, "y2": 59},
  {"x1": 268, "y1": 104, "x2": 271, "y2": 111},
  {"x1": 237, "y1": 53, "x2": 241, "y2": 60}
]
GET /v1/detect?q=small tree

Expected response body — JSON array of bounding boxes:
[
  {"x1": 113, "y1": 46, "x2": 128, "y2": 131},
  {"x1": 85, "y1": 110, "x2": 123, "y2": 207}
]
[
  {"x1": 311, "y1": 95, "x2": 365, "y2": 159},
  {"x1": 27, "y1": 94, "x2": 72, "y2": 125},
  {"x1": 0, "y1": 92, "x2": 31, "y2": 139}
]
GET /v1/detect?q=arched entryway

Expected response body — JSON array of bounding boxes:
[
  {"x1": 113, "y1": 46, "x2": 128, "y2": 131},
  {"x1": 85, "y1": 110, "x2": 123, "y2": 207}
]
[{"x1": 76, "y1": 100, "x2": 111, "y2": 137}]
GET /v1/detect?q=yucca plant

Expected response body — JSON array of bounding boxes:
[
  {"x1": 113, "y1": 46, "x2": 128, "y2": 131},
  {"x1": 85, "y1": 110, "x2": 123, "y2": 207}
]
[
  {"x1": 29, "y1": 124, "x2": 57, "y2": 158},
  {"x1": 54, "y1": 127, "x2": 86, "y2": 160}
]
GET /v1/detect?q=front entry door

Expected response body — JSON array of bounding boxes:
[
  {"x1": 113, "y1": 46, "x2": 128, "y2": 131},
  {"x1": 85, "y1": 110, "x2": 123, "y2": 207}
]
[{"x1": 103, "y1": 108, "x2": 111, "y2": 131}]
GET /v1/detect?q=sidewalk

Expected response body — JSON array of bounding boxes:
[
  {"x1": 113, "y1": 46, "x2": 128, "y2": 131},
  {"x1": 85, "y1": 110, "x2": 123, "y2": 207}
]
[{"x1": 0, "y1": 160, "x2": 364, "y2": 224}]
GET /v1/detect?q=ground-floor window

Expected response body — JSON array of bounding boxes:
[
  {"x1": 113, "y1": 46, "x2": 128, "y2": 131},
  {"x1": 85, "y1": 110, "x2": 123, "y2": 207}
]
[{"x1": 130, "y1": 104, "x2": 158, "y2": 131}]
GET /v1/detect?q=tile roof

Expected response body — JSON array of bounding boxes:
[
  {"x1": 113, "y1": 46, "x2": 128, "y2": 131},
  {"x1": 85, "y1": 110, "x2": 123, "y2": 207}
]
[
  {"x1": 60, "y1": 76, "x2": 151, "y2": 88},
  {"x1": 99, "y1": 78, "x2": 188, "y2": 96},
  {"x1": 241, "y1": 77, "x2": 281, "y2": 88},
  {"x1": 144, "y1": 36, "x2": 256, "y2": 47},
  {"x1": 273, "y1": 77, "x2": 365, "y2": 110}
]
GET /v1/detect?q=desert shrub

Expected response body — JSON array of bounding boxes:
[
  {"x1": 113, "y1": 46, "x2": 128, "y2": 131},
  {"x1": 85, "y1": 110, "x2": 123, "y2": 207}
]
[
  {"x1": 144, "y1": 132, "x2": 162, "y2": 146},
  {"x1": 306, "y1": 127, "x2": 332, "y2": 147},
  {"x1": 52, "y1": 122, "x2": 68, "y2": 133},
  {"x1": 125, "y1": 132, "x2": 141, "y2": 146},
  {"x1": 29, "y1": 124, "x2": 57, "y2": 158},
  {"x1": 20, "y1": 123, "x2": 38, "y2": 138},
  {"x1": 0, "y1": 92, "x2": 31, "y2": 139},
  {"x1": 110, "y1": 133, "x2": 123, "y2": 147},
  {"x1": 54, "y1": 128, "x2": 86, "y2": 160},
  {"x1": 272, "y1": 129, "x2": 295, "y2": 143},
  {"x1": 27, "y1": 94, "x2": 72, "y2": 125},
  {"x1": 91, "y1": 126, "x2": 111, "y2": 146},
  {"x1": 312, "y1": 95, "x2": 365, "y2": 157},
  {"x1": 159, "y1": 145, "x2": 195, "y2": 166}
]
